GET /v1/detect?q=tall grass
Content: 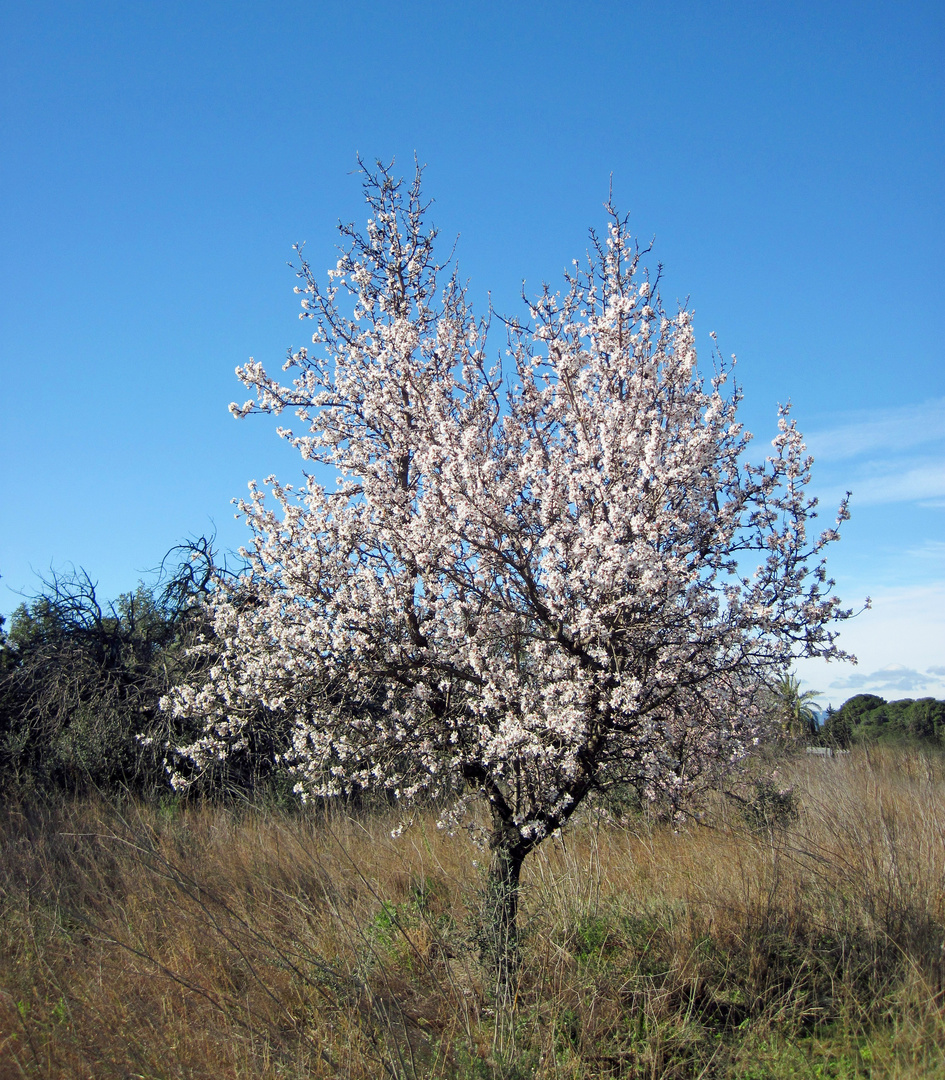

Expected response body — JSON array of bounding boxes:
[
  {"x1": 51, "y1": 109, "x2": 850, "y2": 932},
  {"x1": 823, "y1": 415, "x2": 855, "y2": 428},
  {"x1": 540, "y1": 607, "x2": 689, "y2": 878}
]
[{"x1": 1, "y1": 747, "x2": 943, "y2": 1078}]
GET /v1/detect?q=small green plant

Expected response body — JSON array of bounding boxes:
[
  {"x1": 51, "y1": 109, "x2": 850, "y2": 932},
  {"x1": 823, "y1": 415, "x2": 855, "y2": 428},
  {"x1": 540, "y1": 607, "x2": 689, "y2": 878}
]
[
  {"x1": 50, "y1": 996, "x2": 69, "y2": 1025},
  {"x1": 572, "y1": 912, "x2": 613, "y2": 959},
  {"x1": 742, "y1": 777, "x2": 799, "y2": 831},
  {"x1": 367, "y1": 899, "x2": 401, "y2": 950},
  {"x1": 554, "y1": 1006, "x2": 582, "y2": 1052}
]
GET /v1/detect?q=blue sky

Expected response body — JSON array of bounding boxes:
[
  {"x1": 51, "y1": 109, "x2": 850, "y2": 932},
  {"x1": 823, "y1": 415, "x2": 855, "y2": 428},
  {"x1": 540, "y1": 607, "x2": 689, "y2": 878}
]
[{"x1": 2, "y1": 1, "x2": 942, "y2": 704}]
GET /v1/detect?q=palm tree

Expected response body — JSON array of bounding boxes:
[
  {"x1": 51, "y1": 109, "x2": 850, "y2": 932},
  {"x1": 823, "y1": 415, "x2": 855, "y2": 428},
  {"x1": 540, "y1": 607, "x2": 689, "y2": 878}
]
[{"x1": 770, "y1": 673, "x2": 822, "y2": 742}]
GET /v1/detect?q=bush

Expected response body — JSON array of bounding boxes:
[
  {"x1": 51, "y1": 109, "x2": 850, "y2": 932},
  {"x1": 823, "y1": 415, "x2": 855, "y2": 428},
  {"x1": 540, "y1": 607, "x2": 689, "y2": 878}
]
[{"x1": 0, "y1": 539, "x2": 292, "y2": 799}]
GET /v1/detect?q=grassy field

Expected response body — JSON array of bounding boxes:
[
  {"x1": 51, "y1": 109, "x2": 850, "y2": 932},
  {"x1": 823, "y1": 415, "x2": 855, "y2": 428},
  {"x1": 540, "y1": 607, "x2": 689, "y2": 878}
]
[{"x1": 1, "y1": 747, "x2": 943, "y2": 1079}]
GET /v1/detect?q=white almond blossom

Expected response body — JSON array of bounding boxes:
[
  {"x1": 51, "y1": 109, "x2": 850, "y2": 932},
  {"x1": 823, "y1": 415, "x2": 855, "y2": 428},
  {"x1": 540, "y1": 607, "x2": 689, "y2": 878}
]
[{"x1": 164, "y1": 159, "x2": 853, "y2": 978}]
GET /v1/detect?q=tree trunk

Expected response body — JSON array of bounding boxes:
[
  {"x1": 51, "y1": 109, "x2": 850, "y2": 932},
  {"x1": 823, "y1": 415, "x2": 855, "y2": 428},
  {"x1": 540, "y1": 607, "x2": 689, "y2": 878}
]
[{"x1": 485, "y1": 819, "x2": 528, "y2": 995}]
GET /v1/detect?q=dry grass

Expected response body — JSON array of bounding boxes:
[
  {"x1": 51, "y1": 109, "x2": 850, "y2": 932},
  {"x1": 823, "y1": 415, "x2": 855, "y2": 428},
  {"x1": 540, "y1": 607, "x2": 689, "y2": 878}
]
[{"x1": 1, "y1": 746, "x2": 944, "y2": 1078}]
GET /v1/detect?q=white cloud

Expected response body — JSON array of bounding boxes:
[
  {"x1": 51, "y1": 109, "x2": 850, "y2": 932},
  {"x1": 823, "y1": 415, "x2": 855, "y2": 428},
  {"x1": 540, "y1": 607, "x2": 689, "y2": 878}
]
[
  {"x1": 850, "y1": 460, "x2": 945, "y2": 506},
  {"x1": 804, "y1": 398, "x2": 945, "y2": 508},
  {"x1": 805, "y1": 398, "x2": 945, "y2": 460},
  {"x1": 785, "y1": 399, "x2": 945, "y2": 703},
  {"x1": 827, "y1": 664, "x2": 945, "y2": 696},
  {"x1": 792, "y1": 581, "x2": 945, "y2": 704},
  {"x1": 905, "y1": 540, "x2": 945, "y2": 561}
]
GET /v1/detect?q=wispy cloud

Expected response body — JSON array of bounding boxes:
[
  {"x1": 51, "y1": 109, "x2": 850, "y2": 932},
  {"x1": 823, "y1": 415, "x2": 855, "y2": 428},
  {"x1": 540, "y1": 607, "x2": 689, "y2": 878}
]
[
  {"x1": 905, "y1": 540, "x2": 945, "y2": 561},
  {"x1": 804, "y1": 398, "x2": 945, "y2": 507},
  {"x1": 848, "y1": 460, "x2": 945, "y2": 506},
  {"x1": 805, "y1": 398, "x2": 945, "y2": 460}
]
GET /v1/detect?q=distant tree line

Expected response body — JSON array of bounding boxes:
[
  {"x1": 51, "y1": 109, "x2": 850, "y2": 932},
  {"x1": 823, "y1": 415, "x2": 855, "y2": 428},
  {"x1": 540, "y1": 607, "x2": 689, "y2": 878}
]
[
  {"x1": 0, "y1": 540, "x2": 296, "y2": 801},
  {"x1": 820, "y1": 693, "x2": 945, "y2": 749}
]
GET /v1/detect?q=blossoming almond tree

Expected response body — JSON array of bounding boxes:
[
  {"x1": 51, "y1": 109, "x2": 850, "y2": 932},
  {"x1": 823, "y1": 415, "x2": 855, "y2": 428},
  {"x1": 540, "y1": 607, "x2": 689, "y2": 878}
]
[{"x1": 165, "y1": 160, "x2": 853, "y2": 982}]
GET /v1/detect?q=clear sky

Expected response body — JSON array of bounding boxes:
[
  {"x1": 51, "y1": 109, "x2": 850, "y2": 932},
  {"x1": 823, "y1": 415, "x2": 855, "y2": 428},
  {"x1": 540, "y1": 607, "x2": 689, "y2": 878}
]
[{"x1": 2, "y1": 1, "x2": 942, "y2": 705}]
